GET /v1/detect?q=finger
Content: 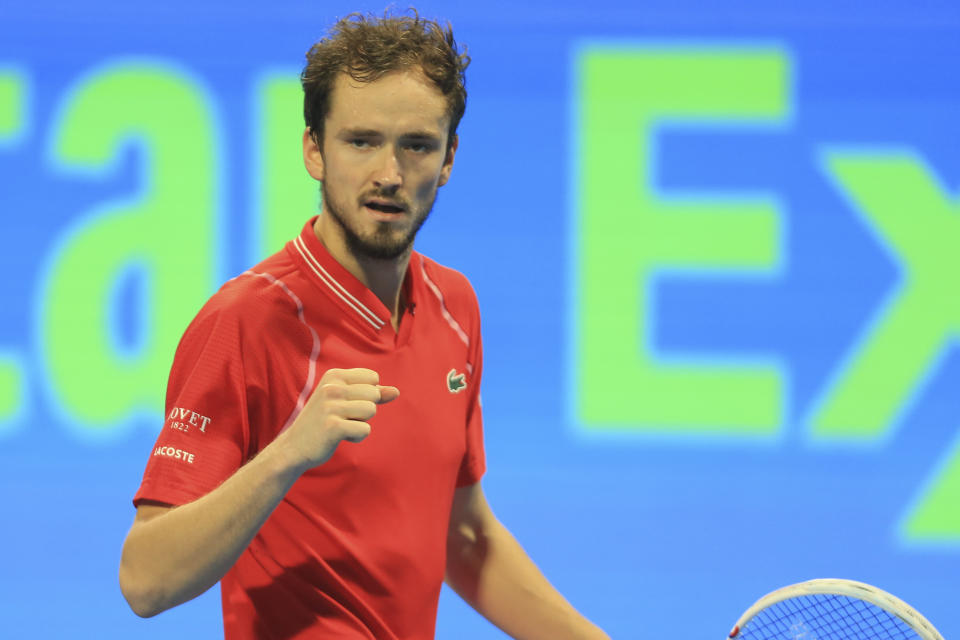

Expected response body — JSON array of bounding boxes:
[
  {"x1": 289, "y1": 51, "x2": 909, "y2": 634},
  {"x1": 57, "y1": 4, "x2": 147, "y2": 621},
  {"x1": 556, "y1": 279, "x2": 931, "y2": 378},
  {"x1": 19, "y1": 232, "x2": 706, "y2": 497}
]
[
  {"x1": 340, "y1": 419, "x2": 372, "y2": 443},
  {"x1": 376, "y1": 385, "x2": 400, "y2": 404},
  {"x1": 319, "y1": 368, "x2": 379, "y2": 386},
  {"x1": 338, "y1": 383, "x2": 383, "y2": 403},
  {"x1": 338, "y1": 399, "x2": 378, "y2": 421},
  {"x1": 319, "y1": 368, "x2": 346, "y2": 385},
  {"x1": 336, "y1": 368, "x2": 380, "y2": 385}
]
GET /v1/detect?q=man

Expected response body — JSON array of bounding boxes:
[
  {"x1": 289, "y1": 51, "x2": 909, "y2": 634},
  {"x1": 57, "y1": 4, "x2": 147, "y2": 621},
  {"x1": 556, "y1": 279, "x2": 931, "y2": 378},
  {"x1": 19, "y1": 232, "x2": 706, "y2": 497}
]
[{"x1": 120, "y1": 11, "x2": 608, "y2": 640}]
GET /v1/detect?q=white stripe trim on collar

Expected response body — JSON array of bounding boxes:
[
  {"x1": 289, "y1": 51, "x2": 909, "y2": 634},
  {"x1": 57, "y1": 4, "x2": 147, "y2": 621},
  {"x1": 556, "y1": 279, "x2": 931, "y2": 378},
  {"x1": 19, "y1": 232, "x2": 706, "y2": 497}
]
[{"x1": 294, "y1": 235, "x2": 386, "y2": 330}]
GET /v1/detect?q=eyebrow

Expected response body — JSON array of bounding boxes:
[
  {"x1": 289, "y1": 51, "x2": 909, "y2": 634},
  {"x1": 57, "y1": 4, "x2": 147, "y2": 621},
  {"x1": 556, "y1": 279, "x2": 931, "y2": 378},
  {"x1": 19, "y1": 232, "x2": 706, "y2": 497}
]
[
  {"x1": 400, "y1": 131, "x2": 442, "y2": 140},
  {"x1": 339, "y1": 128, "x2": 381, "y2": 138},
  {"x1": 339, "y1": 127, "x2": 441, "y2": 140}
]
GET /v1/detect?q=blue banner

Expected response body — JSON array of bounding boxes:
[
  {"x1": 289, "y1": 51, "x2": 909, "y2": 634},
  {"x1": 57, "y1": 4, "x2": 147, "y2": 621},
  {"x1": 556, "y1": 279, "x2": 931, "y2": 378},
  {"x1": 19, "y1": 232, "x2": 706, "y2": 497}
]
[{"x1": 2, "y1": 1, "x2": 958, "y2": 637}]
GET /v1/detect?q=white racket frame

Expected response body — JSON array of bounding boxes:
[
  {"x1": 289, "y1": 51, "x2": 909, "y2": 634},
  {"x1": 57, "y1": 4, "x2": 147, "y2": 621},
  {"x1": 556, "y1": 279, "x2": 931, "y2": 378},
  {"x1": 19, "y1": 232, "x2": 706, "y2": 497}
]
[{"x1": 727, "y1": 578, "x2": 944, "y2": 640}]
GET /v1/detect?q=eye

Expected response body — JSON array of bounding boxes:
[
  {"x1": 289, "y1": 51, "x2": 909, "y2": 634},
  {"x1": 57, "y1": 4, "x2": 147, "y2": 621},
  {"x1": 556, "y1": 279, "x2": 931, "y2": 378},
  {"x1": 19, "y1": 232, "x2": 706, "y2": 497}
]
[
  {"x1": 349, "y1": 138, "x2": 371, "y2": 149},
  {"x1": 404, "y1": 140, "x2": 436, "y2": 153}
]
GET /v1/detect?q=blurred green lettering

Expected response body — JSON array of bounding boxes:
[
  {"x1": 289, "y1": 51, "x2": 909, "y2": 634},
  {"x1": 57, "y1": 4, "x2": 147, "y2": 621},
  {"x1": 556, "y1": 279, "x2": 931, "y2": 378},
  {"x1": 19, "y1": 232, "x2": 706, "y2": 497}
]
[
  {"x1": 255, "y1": 73, "x2": 317, "y2": 260},
  {"x1": 43, "y1": 63, "x2": 218, "y2": 430},
  {"x1": 815, "y1": 152, "x2": 960, "y2": 542},
  {"x1": 904, "y1": 440, "x2": 960, "y2": 543},
  {"x1": 813, "y1": 153, "x2": 959, "y2": 440},
  {"x1": 1, "y1": 69, "x2": 26, "y2": 429},
  {"x1": 0, "y1": 355, "x2": 22, "y2": 431},
  {"x1": 576, "y1": 47, "x2": 788, "y2": 435},
  {"x1": 0, "y1": 68, "x2": 25, "y2": 139}
]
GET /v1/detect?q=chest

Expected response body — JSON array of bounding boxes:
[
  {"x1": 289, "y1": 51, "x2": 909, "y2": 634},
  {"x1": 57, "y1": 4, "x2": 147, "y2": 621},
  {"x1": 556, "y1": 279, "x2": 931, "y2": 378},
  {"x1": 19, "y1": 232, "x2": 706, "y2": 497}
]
[
  {"x1": 310, "y1": 327, "x2": 472, "y2": 485},
  {"x1": 250, "y1": 303, "x2": 475, "y2": 480}
]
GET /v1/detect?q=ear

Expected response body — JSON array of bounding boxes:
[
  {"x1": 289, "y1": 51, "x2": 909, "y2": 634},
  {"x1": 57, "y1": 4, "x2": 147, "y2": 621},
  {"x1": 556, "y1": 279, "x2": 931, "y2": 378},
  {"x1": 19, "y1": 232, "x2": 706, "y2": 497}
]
[
  {"x1": 437, "y1": 134, "x2": 458, "y2": 187},
  {"x1": 302, "y1": 127, "x2": 324, "y2": 181}
]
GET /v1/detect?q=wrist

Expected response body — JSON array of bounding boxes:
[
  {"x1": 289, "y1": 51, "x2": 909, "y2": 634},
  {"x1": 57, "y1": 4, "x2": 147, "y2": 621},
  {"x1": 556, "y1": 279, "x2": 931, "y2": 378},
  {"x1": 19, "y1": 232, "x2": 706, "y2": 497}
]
[{"x1": 261, "y1": 429, "x2": 312, "y2": 481}]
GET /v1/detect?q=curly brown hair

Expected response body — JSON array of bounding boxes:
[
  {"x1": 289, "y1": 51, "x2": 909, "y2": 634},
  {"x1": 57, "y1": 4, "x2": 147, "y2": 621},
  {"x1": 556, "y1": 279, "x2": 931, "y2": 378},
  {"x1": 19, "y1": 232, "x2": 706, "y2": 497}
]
[{"x1": 301, "y1": 9, "x2": 470, "y2": 151}]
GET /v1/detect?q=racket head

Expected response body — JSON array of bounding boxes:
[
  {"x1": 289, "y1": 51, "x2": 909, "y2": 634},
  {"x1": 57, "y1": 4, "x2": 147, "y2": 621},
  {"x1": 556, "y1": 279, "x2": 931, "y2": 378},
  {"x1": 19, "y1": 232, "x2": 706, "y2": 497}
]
[{"x1": 727, "y1": 578, "x2": 943, "y2": 640}]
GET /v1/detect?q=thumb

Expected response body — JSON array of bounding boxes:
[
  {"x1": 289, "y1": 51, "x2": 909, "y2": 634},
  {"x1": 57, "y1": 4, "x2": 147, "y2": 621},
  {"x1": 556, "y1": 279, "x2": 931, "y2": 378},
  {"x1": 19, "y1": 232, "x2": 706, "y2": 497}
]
[{"x1": 376, "y1": 385, "x2": 400, "y2": 404}]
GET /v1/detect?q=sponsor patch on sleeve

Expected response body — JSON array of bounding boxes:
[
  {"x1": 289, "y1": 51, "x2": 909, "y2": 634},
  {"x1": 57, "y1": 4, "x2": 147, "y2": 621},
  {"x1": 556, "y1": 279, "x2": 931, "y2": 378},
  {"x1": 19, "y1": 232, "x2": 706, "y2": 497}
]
[
  {"x1": 153, "y1": 446, "x2": 196, "y2": 464},
  {"x1": 166, "y1": 406, "x2": 212, "y2": 434}
]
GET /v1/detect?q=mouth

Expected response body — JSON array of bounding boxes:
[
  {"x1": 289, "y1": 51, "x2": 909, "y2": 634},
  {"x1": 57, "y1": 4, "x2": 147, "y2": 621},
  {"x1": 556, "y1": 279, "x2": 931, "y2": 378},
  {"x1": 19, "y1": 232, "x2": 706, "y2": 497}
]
[{"x1": 364, "y1": 200, "x2": 407, "y2": 215}]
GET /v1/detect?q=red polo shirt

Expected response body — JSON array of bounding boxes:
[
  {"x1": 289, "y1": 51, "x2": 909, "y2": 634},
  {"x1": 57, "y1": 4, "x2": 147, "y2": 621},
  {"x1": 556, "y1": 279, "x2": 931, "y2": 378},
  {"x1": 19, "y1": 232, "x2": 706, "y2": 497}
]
[{"x1": 134, "y1": 217, "x2": 486, "y2": 639}]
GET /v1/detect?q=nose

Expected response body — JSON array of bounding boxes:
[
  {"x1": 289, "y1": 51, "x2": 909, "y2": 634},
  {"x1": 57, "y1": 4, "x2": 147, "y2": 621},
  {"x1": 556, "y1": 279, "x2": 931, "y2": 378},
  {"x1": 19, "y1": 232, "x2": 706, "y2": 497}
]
[{"x1": 373, "y1": 147, "x2": 402, "y2": 192}]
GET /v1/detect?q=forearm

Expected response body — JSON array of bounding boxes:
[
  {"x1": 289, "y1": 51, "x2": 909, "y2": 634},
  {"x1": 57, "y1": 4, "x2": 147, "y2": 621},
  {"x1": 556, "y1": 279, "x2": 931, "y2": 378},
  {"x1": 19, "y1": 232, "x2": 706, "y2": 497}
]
[
  {"x1": 120, "y1": 369, "x2": 397, "y2": 618},
  {"x1": 445, "y1": 518, "x2": 608, "y2": 640},
  {"x1": 119, "y1": 431, "x2": 305, "y2": 617}
]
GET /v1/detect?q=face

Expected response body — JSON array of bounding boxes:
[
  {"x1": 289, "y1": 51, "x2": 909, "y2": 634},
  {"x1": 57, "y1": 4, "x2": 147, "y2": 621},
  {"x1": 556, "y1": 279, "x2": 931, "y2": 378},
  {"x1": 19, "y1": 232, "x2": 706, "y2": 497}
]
[{"x1": 303, "y1": 69, "x2": 457, "y2": 260}]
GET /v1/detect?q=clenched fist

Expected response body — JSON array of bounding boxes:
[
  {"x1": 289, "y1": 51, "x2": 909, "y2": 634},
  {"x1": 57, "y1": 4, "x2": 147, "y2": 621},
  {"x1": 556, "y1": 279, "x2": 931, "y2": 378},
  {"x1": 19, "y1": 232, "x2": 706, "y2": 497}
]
[{"x1": 280, "y1": 368, "x2": 400, "y2": 472}]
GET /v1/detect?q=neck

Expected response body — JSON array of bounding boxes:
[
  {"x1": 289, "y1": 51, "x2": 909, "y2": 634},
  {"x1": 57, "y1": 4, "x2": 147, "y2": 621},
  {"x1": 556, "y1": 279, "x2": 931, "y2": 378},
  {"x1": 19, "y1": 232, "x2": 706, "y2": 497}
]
[{"x1": 313, "y1": 216, "x2": 410, "y2": 329}]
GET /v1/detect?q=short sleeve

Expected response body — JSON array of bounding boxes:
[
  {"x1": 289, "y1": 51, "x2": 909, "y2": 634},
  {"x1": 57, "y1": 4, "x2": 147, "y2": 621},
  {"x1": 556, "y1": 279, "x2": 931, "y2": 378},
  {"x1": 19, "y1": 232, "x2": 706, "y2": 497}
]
[{"x1": 133, "y1": 305, "x2": 250, "y2": 507}]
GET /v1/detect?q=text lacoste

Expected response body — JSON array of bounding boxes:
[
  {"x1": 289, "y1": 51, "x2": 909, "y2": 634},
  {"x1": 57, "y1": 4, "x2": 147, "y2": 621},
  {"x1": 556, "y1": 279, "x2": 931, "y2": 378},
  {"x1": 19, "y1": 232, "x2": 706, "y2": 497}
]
[
  {"x1": 153, "y1": 446, "x2": 196, "y2": 464},
  {"x1": 167, "y1": 406, "x2": 212, "y2": 433}
]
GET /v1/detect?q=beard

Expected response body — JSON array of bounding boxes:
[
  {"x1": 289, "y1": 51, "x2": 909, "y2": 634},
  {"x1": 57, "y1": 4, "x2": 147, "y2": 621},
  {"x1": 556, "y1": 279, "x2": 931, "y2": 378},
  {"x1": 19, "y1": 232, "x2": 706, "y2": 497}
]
[{"x1": 320, "y1": 180, "x2": 437, "y2": 260}]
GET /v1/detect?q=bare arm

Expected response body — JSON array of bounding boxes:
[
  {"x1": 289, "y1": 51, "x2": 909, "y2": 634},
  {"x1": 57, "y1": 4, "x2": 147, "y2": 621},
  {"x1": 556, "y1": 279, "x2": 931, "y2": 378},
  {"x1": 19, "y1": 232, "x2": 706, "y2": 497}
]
[
  {"x1": 119, "y1": 368, "x2": 399, "y2": 617},
  {"x1": 444, "y1": 483, "x2": 609, "y2": 640},
  {"x1": 119, "y1": 441, "x2": 302, "y2": 617}
]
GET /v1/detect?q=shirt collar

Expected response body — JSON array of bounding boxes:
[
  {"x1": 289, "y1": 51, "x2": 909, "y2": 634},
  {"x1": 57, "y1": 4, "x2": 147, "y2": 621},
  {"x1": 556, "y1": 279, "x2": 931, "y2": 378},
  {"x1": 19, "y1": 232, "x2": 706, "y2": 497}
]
[{"x1": 290, "y1": 216, "x2": 419, "y2": 334}]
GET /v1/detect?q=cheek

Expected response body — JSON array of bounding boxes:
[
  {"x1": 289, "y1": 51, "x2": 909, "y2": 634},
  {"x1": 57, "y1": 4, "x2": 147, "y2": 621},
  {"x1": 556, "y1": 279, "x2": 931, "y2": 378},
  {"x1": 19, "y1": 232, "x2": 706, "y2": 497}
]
[
  {"x1": 414, "y1": 164, "x2": 446, "y2": 194},
  {"x1": 323, "y1": 164, "x2": 358, "y2": 194},
  {"x1": 412, "y1": 180, "x2": 440, "y2": 205}
]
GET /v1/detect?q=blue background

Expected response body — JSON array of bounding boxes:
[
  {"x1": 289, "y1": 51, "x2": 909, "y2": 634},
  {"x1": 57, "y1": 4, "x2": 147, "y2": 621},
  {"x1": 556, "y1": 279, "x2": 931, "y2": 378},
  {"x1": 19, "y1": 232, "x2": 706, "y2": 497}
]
[{"x1": 1, "y1": 1, "x2": 958, "y2": 637}]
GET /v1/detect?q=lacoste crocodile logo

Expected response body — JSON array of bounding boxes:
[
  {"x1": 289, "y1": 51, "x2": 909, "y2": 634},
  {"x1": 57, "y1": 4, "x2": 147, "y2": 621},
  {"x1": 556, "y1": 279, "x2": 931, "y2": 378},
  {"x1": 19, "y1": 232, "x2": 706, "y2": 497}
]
[{"x1": 447, "y1": 369, "x2": 466, "y2": 393}]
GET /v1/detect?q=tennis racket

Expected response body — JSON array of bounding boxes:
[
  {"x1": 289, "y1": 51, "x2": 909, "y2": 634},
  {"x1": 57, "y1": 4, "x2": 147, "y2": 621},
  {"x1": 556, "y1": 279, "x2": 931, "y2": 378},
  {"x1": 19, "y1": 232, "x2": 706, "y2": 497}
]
[{"x1": 727, "y1": 578, "x2": 944, "y2": 639}]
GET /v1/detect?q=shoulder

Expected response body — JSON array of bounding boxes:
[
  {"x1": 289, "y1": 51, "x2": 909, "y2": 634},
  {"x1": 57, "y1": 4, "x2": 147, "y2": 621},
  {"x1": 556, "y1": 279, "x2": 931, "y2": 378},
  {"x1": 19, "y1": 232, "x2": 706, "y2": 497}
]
[
  {"x1": 183, "y1": 256, "x2": 304, "y2": 346},
  {"x1": 415, "y1": 253, "x2": 482, "y2": 350},
  {"x1": 417, "y1": 253, "x2": 480, "y2": 315}
]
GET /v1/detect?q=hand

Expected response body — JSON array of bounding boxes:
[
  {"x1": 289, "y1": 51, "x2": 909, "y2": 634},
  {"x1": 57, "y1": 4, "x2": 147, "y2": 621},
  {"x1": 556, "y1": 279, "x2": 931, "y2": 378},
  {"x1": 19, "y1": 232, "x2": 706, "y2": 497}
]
[{"x1": 281, "y1": 368, "x2": 400, "y2": 472}]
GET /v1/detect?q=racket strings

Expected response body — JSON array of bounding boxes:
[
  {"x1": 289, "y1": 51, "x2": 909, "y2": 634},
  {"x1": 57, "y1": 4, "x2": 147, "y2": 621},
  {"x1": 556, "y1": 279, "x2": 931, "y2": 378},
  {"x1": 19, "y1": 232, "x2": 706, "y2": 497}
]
[{"x1": 740, "y1": 593, "x2": 919, "y2": 639}]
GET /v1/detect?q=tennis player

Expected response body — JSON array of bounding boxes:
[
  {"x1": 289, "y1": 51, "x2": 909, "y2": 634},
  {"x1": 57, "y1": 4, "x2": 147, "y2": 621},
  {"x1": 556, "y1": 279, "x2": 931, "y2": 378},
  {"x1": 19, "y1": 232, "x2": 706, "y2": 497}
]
[{"x1": 119, "y1": 10, "x2": 609, "y2": 640}]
